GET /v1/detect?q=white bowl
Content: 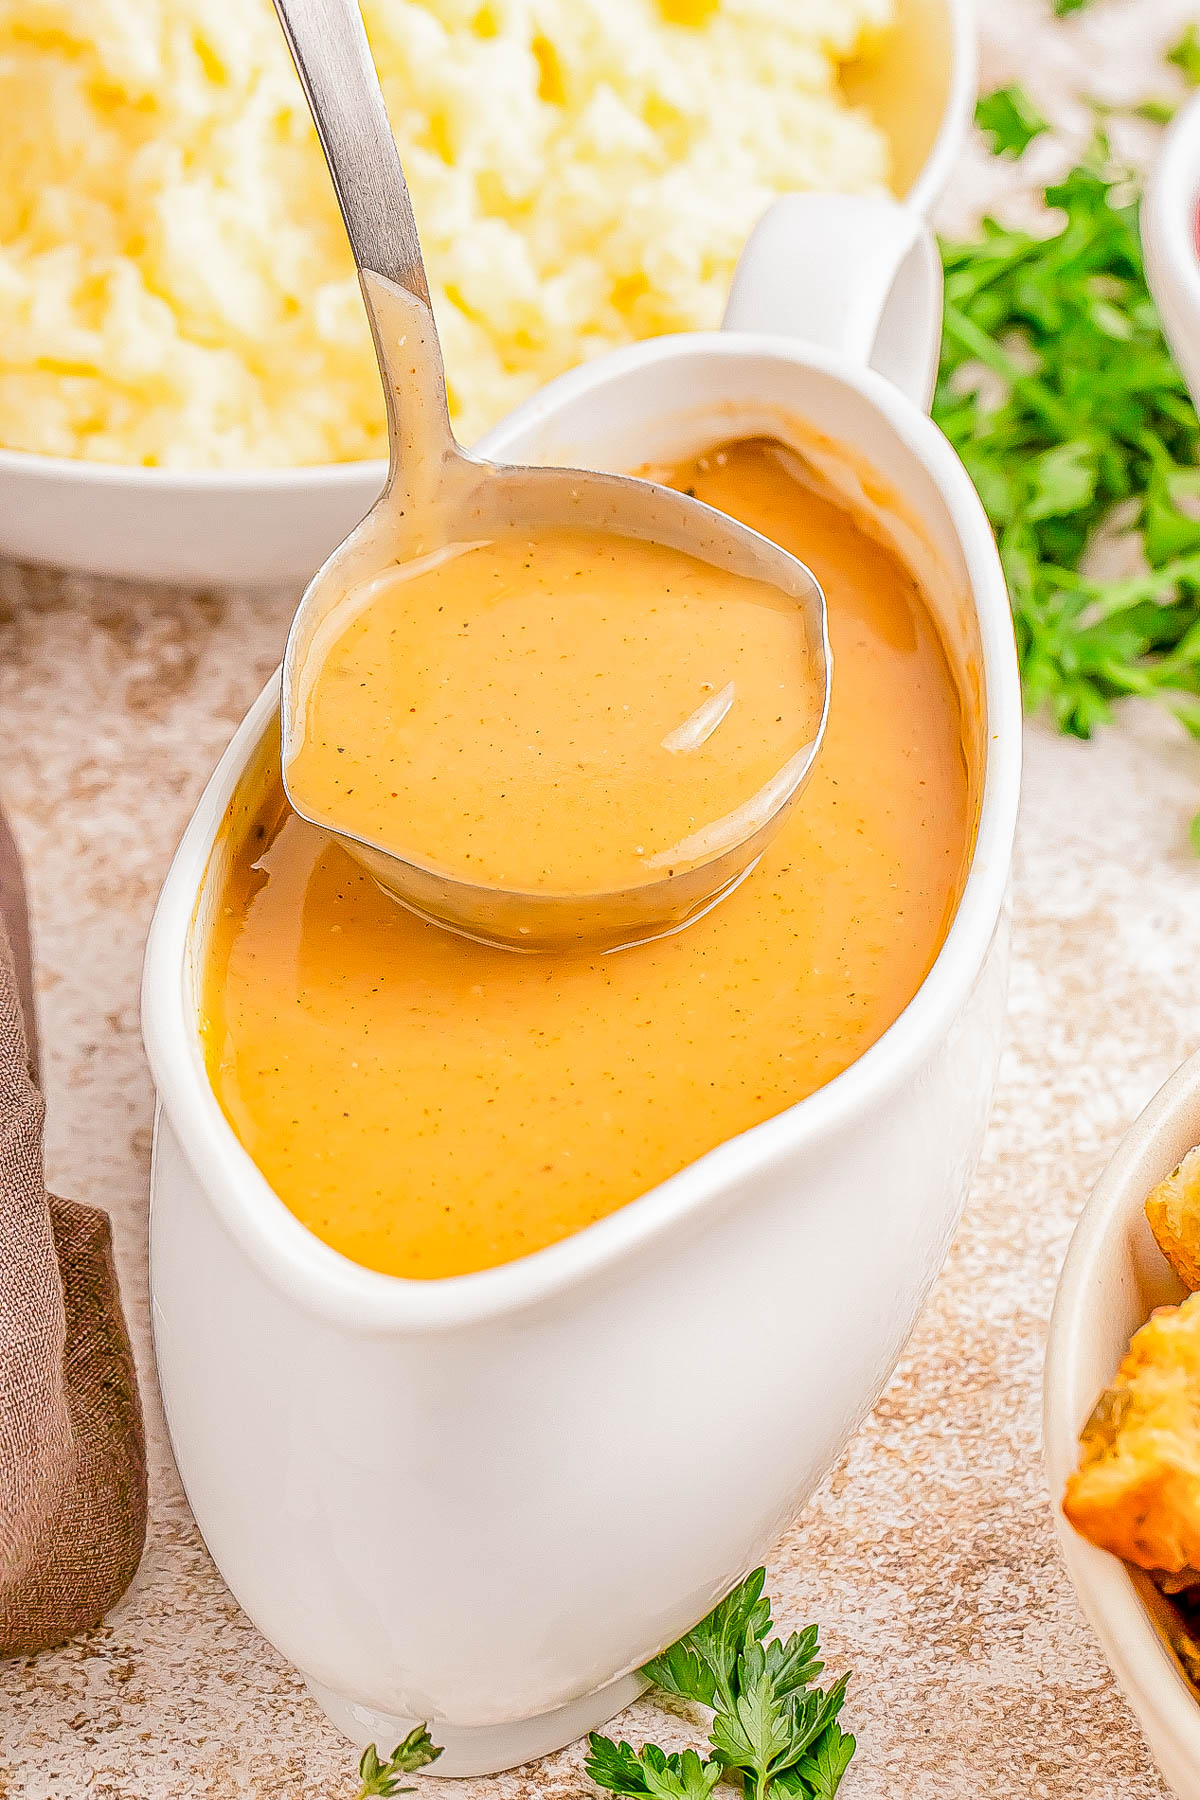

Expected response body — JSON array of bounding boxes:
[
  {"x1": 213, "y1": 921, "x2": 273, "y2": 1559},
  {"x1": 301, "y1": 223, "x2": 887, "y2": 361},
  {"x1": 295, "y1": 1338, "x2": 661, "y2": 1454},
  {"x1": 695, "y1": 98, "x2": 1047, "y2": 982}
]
[
  {"x1": 1045, "y1": 1052, "x2": 1200, "y2": 1800},
  {"x1": 1144, "y1": 93, "x2": 1200, "y2": 415},
  {"x1": 0, "y1": 0, "x2": 976, "y2": 589},
  {"x1": 142, "y1": 192, "x2": 1020, "y2": 1776}
]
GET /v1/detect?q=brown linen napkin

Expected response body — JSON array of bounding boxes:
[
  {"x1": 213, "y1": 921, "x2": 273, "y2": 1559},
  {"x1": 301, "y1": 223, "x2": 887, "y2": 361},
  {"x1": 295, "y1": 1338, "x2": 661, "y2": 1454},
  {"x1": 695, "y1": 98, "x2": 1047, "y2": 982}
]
[{"x1": 0, "y1": 806, "x2": 147, "y2": 1656}]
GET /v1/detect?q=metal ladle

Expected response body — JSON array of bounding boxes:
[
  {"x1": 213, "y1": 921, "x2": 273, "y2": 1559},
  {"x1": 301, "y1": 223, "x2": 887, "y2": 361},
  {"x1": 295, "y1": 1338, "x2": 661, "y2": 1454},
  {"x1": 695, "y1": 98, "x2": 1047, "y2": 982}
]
[{"x1": 272, "y1": 0, "x2": 831, "y2": 953}]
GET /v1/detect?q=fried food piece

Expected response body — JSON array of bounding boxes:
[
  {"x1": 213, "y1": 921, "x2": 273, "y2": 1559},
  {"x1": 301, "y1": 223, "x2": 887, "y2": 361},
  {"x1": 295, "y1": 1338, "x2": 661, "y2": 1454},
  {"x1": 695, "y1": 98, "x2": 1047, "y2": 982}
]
[
  {"x1": 1145, "y1": 1147, "x2": 1200, "y2": 1292},
  {"x1": 1063, "y1": 1293, "x2": 1200, "y2": 1572},
  {"x1": 1156, "y1": 1572, "x2": 1200, "y2": 1685}
]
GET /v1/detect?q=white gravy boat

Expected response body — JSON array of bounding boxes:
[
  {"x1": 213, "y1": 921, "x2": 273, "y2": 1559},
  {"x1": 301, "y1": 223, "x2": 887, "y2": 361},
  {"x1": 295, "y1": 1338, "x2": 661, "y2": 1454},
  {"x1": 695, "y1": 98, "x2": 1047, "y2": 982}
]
[{"x1": 142, "y1": 192, "x2": 1021, "y2": 1776}]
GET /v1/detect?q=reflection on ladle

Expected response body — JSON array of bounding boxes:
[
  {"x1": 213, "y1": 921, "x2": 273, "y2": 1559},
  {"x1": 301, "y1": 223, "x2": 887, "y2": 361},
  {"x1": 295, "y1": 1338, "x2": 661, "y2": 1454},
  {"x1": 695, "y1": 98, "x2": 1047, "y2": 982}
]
[{"x1": 272, "y1": 0, "x2": 831, "y2": 953}]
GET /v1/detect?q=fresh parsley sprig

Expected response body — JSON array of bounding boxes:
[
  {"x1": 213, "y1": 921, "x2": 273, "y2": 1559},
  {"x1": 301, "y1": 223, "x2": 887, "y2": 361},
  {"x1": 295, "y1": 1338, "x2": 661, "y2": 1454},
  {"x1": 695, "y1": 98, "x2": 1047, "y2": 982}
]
[
  {"x1": 356, "y1": 1725, "x2": 442, "y2": 1797},
  {"x1": 586, "y1": 1570, "x2": 855, "y2": 1800}
]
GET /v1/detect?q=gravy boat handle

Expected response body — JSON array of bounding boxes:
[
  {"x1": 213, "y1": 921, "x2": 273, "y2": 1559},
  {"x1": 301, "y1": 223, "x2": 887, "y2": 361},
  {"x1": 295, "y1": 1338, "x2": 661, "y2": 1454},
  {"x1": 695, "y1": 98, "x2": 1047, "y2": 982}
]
[{"x1": 721, "y1": 193, "x2": 943, "y2": 413}]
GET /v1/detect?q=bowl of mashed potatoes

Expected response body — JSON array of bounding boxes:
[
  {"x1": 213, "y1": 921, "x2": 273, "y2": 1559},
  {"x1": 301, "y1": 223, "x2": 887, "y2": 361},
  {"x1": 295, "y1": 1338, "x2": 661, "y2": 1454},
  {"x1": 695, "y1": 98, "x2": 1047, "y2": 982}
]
[{"x1": 0, "y1": 0, "x2": 974, "y2": 585}]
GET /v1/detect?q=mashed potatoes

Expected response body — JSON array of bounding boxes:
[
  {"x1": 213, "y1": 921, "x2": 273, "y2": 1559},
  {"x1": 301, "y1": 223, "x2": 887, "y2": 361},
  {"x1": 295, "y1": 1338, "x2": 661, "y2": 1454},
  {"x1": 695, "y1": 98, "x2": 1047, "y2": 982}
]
[{"x1": 0, "y1": 0, "x2": 892, "y2": 468}]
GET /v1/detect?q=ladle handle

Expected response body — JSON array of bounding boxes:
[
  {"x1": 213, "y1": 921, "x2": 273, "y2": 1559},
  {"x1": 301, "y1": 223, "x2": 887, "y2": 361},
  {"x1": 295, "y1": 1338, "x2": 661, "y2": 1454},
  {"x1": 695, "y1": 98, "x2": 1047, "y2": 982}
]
[{"x1": 272, "y1": 0, "x2": 430, "y2": 305}]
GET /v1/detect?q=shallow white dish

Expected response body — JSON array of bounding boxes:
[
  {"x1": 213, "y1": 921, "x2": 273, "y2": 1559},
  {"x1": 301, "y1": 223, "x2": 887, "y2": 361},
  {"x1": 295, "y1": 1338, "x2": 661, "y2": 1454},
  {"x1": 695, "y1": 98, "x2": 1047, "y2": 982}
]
[
  {"x1": 1045, "y1": 1052, "x2": 1200, "y2": 1800},
  {"x1": 142, "y1": 183, "x2": 1019, "y2": 1777},
  {"x1": 0, "y1": 0, "x2": 975, "y2": 588}
]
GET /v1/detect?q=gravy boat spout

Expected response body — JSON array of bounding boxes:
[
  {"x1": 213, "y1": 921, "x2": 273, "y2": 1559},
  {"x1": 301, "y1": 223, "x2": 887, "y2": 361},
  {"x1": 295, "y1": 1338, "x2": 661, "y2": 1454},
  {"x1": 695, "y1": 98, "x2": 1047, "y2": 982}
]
[{"x1": 142, "y1": 191, "x2": 1021, "y2": 1776}]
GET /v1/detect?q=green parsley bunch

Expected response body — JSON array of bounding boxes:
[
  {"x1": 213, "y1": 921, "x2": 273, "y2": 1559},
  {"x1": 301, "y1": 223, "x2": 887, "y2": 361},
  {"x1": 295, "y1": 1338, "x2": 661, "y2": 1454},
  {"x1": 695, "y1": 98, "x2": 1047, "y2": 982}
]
[
  {"x1": 585, "y1": 1570, "x2": 855, "y2": 1800},
  {"x1": 936, "y1": 38, "x2": 1200, "y2": 848},
  {"x1": 935, "y1": 142, "x2": 1200, "y2": 753}
]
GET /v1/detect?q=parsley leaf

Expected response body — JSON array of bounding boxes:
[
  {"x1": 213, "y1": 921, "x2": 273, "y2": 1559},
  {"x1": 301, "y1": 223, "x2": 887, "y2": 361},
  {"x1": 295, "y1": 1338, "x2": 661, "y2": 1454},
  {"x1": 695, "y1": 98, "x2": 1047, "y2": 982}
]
[
  {"x1": 1131, "y1": 98, "x2": 1178, "y2": 125},
  {"x1": 975, "y1": 85, "x2": 1049, "y2": 157},
  {"x1": 761, "y1": 1625, "x2": 823, "y2": 1696},
  {"x1": 709, "y1": 1645, "x2": 848, "y2": 1797},
  {"x1": 1053, "y1": 0, "x2": 1094, "y2": 14},
  {"x1": 585, "y1": 1740, "x2": 724, "y2": 1800},
  {"x1": 1025, "y1": 439, "x2": 1099, "y2": 520},
  {"x1": 777, "y1": 1724, "x2": 857, "y2": 1800},
  {"x1": 643, "y1": 1567, "x2": 771, "y2": 1709},
  {"x1": 1168, "y1": 22, "x2": 1200, "y2": 85},
  {"x1": 588, "y1": 1571, "x2": 854, "y2": 1800},
  {"x1": 356, "y1": 1726, "x2": 441, "y2": 1797}
]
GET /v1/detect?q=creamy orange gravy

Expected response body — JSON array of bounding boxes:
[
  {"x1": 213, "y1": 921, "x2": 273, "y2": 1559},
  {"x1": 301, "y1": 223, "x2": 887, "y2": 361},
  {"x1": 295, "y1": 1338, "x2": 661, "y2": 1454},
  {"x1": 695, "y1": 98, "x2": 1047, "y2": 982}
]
[
  {"x1": 287, "y1": 527, "x2": 823, "y2": 894},
  {"x1": 202, "y1": 439, "x2": 974, "y2": 1280}
]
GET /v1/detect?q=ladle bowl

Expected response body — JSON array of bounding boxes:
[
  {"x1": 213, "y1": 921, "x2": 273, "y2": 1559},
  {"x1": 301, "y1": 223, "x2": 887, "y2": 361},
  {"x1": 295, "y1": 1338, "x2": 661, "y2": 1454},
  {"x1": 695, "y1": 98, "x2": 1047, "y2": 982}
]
[{"x1": 273, "y1": 0, "x2": 830, "y2": 953}]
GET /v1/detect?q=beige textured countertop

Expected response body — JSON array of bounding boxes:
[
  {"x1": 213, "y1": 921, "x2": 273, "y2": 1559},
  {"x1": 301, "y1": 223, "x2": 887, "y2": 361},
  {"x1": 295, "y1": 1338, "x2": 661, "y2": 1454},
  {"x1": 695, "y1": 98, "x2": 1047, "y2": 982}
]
[{"x1": 2, "y1": 2, "x2": 1200, "y2": 1793}]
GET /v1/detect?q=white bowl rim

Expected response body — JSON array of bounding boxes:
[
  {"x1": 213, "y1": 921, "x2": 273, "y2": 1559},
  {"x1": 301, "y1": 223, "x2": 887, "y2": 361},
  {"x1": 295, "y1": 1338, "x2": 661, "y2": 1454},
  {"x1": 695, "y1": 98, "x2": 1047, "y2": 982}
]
[
  {"x1": 1144, "y1": 91, "x2": 1200, "y2": 335},
  {"x1": 0, "y1": 0, "x2": 974, "y2": 501},
  {"x1": 1044, "y1": 1046, "x2": 1200, "y2": 1778},
  {"x1": 0, "y1": 447, "x2": 389, "y2": 493},
  {"x1": 142, "y1": 326, "x2": 1022, "y2": 1332},
  {"x1": 902, "y1": 0, "x2": 977, "y2": 220}
]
